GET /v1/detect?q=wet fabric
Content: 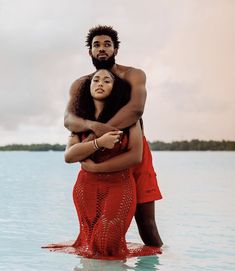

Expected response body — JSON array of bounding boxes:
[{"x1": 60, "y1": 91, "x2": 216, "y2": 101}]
[{"x1": 42, "y1": 134, "x2": 162, "y2": 259}]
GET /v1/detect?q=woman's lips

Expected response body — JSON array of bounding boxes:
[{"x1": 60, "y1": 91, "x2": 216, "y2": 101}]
[{"x1": 95, "y1": 88, "x2": 104, "y2": 93}]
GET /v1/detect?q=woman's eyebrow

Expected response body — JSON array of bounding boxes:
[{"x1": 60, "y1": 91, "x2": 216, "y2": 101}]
[{"x1": 93, "y1": 75, "x2": 112, "y2": 80}]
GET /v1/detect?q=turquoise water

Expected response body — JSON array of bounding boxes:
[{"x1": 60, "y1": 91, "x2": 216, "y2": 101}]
[{"x1": 0, "y1": 151, "x2": 234, "y2": 271}]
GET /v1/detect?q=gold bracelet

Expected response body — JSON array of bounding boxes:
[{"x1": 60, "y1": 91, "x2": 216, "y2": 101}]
[
  {"x1": 92, "y1": 140, "x2": 98, "y2": 150},
  {"x1": 93, "y1": 139, "x2": 100, "y2": 150}
]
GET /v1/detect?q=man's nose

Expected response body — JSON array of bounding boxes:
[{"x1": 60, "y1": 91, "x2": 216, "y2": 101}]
[{"x1": 99, "y1": 47, "x2": 105, "y2": 52}]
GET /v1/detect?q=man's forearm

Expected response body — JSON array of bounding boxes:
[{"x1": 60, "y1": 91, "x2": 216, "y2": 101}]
[
  {"x1": 107, "y1": 104, "x2": 143, "y2": 130},
  {"x1": 64, "y1": 113, "x2": 94, "y2": 133}
]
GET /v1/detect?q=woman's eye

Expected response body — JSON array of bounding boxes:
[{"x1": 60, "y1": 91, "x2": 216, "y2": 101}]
[
  {"x1": 104, "y1": 80, "x2": 111, "y2": 84},
  {"x1": 93, "y1": 79, "x2": 99, "y2": 82}
]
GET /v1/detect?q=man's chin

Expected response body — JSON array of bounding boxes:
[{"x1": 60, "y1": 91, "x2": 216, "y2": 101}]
[
  {"x1": 92, "y1": 55, "x2": 115, "y2": 70},
  {"x1": 98, "y1": 57, "x2": 108, "y2": 61}
]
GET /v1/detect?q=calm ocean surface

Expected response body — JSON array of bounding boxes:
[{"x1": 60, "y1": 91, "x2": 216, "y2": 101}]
[{"x1": 0, "y1": 151, "x2": 234, "y2": 271}]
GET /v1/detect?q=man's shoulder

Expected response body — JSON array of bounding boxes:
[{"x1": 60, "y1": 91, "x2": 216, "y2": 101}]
[
  {"x1": 127, "y1": 67, "x2": 146, "y2": 77},
  {"x1": 121, "y1": 66, "x2": 146, "y2": 83},
  {"x1": 72, "y1": 74, "x2": 92, "y2": 86},
  {"x1": 118, "y1": 64, "x2": 146, "y2": 79},
  {"x1": 69, "y1": 73, "x2": 94, "y2": 95}
]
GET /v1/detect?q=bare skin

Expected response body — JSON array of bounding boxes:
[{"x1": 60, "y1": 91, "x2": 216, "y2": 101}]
[
  {"x1": 65, "y1": 121, "x2": 143, "y2": 170},
  {"x1": 64, "y1": 64, "x2": 146, "y2": 136},
  {"x1": 64, "y1": 35, "x2": 146, "y2": 135},
  {"x1": 65, "y1": 69, "x2": 143, "y2": 169},
  {"x1": 64, "y1": 35, "x2": 163, "y2": 247}
]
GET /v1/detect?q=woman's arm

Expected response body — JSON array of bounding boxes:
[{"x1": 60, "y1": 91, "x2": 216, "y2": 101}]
[
  {"x1": 64, "y1": 133, "x2": 96, "y2": 163},
  {"x1": 81, "y1": 121, "x2": 143, "y2": 172},
  {"x1": 64, "y1": 131, "x2": 123, "y2": 163}
]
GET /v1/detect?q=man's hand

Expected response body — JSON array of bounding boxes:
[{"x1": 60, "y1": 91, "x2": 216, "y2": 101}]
[
  {"x1": 90, "y1": 122, "x2": 118, "y2": 137},
  {"x1": 81, "y1": 159, "x2": 99, "y2": 172},
  {"x1": 82, "y1": 133, "x2": 96, "y2": 142}
]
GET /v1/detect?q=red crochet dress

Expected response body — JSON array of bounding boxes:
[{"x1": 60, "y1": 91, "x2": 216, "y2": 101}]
[{"x1": 42, "y1": 133, "x2": 161, "y2": 259}]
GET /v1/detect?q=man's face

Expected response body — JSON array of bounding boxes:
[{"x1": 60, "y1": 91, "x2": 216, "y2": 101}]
[{"x1": 90, "y1": 35, "x2": 117, "y2": 60}]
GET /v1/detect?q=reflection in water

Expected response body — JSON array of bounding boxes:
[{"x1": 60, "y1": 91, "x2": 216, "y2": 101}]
[
  {"x1": 72, "y1": 255, "x2": 160, "y2": 271},
  {"x1": 134, "y1": 256, "x2": 160, "y2": 271}
]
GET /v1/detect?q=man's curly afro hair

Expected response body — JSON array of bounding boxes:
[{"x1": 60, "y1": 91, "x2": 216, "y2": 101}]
[{"x1": 86, "y1": 25, "x2": 120, "y2": 49}]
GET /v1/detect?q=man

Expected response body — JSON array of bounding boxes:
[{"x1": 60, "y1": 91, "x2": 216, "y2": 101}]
[{"x1": 64, "y1": 25, "x2": 163, "y2": 247}]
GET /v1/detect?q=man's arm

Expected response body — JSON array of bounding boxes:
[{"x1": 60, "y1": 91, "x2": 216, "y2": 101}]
[
  {"x1": 64, "y1": 77, "x2": 93, "y2": 132},
  {"x1": 81, "y1": 121, "x2": 143, "y2": 172},
  {"x1": 64, "y1": 77, "x2": 117, "y2": 135},
  {"x1": 107, "y1": 68, "x2": 147, "y2": 129}
]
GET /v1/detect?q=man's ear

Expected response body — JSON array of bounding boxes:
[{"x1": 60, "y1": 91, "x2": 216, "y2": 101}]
[
  {"x1": 89, "y1": 49, "x2": 92, "y2": 57},
  {"x1": 114, "y1": 48, "x2": 118, "y2": 56}
]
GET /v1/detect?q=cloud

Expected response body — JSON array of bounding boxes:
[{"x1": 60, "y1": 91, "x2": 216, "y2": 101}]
[
  {"x1": 0, "y1": 0, "x2": 234, "y2": 143},
  {"x1": 142, "y1": 0, "x2": 235, "y2": 141}
]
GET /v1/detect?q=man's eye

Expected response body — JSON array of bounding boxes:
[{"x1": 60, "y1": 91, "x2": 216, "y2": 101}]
[
  {"x1": 93, "y1": 79, "x2": 99, "y2": 82},
  {"x1": 93, "y1": 44, "x2": 99, "y2": 48},
  {"x1": 104, "y1": 80, "x2": 111, "y2": 83},
  {"x1": 105, "y1": 44, "x2": 111, "y2": 47}
]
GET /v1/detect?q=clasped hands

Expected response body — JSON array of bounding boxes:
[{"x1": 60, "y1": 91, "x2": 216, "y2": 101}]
[{"x1": 81, "y1": 121, "x2": 123, "y2": 172}]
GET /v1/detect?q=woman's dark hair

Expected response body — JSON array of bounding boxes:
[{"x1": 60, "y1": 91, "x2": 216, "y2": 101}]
[{"x1": 75, "y1": 71, "x2": 131, "y2": 124}]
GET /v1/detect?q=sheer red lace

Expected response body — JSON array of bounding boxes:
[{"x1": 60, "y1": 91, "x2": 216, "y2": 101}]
[{"x1": 42, "y1": 134, "x2": 162, "y2": 259}]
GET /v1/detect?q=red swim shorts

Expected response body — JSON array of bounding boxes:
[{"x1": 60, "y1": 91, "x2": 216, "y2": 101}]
[{"x1": 132, "y1": 136, "x2": 162, "y2": 204}]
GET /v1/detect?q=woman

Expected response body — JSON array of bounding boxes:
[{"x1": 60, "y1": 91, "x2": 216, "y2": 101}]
[{"x1": 42, "y1": 69, "x2": 161, "y2": 259}]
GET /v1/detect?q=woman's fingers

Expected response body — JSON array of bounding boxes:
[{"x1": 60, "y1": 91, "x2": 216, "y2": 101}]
[
  {"x1": 108, "y1": 131, "x2": 123, "y2": 141},
  {"x1": 107, "y1": 130, "x2": 123, "y2": 136}
]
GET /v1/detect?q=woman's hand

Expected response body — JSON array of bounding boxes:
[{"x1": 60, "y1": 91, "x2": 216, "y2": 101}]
[
  {"x1": 97, "y1": 130, "x2": 123, "y2": 149},
  {"x1": 81, "y1": 159, "x2": 99, "y2": 172}
]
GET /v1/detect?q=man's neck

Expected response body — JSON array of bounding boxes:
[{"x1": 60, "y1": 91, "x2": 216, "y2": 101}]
[
  {"x1": 110, "y1": 63, "x2": 118, "y2": 73},
  {"x1": 111, "y1": 64, "x2": 124, "y2": 76}
]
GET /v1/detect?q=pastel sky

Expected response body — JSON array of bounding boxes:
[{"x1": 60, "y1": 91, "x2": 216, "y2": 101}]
[{"x1": 0, "y1": 0, "x2": 234, "y2": 144}]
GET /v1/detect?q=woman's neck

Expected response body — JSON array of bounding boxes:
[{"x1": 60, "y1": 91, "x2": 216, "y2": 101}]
[{"x1": 94, "y1": 100, "x2": 104, "y2": 119}]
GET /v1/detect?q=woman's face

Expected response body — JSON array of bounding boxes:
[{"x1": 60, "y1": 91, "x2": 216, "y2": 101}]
[{"x1": 90, "y1": 69, "x2": 114, "y2": 101}]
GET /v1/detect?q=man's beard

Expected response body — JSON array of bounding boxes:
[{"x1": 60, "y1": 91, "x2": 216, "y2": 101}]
[{"x1": 91, "y1": 54, "x2": 115, "y2": 70}]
